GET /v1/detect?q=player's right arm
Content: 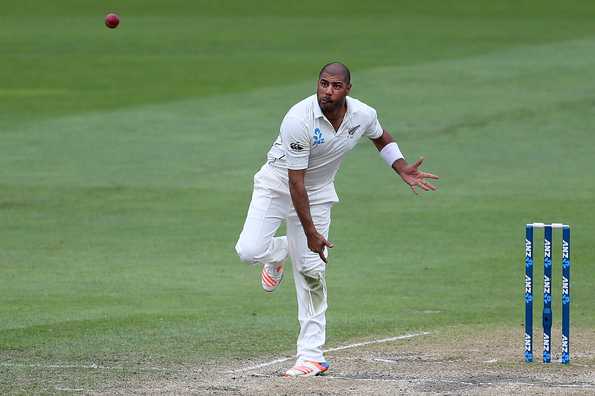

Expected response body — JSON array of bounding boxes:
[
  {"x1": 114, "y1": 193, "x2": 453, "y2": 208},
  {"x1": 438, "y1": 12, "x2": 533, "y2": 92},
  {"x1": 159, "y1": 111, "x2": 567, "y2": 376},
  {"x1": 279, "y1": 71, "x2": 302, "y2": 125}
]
[
  {"x1": 281, "y1": 115, "x2": 334, "y2": 263},
  {"x1": 288, "y1": 169, "x2": 334, "y2": 263}
]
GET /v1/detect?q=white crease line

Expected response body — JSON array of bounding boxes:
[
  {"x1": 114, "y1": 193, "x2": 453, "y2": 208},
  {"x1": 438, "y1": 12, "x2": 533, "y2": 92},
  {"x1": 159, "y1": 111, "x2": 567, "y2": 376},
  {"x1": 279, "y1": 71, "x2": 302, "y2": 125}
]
[
  {"x1": 227, "y1": 357, "x2": 294, "y2": 374},
  {"x1": 327, "y1": 376, "x2": 484, "y2": 386},
  {"x1": 325, "y1": 376, "x2": 595, "y2": 388},
  {"x1": 55, "y1": 387, "x2": 85, "y2": 392},
  {"x1": 0, "y1": 362, "x2": 177, "y2": 372},
  {"x1": 325, "y1": 375, "x2": 406, "y2": 383},
  {"x1": 373, "y1": 358, "x2": 399, "y2": 363},
  {"x1": 324, "y1": 332, "x2": 431, "y2": 353},
  {"x1": 226, "y1": 331, "x2": 431, "y2": 374},
  {"x1": 549, "y1": 384, "x2": 595, "y2": 389}
]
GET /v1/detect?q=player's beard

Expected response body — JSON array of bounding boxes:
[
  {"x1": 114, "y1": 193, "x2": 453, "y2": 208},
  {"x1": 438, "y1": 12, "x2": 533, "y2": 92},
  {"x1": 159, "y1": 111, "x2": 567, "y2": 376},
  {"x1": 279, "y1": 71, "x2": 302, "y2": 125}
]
[{"x1": 318, "y1": 96, "x2": 344, "y2": 113}]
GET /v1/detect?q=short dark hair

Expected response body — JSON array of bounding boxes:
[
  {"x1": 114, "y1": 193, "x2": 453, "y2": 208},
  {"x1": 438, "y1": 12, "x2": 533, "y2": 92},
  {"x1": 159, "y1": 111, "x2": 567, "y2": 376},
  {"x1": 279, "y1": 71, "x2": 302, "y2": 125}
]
[{"x1": 319, "y1": 62, "x2": 351, "y2": 84}]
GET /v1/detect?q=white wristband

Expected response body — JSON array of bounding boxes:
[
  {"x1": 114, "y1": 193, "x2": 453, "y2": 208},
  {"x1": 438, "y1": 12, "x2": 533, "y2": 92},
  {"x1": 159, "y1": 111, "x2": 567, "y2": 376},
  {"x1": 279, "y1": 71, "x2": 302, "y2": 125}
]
[{"x1": 379, "y1": 142, "x2": 404, "y2": 167}]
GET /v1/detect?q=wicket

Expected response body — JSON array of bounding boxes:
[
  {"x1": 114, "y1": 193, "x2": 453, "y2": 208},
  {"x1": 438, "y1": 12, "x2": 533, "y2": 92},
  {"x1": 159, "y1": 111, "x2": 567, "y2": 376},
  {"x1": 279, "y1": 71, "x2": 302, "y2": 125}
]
[{"x1": 524, "y1": 223, "x2": 570, "y2": 364}]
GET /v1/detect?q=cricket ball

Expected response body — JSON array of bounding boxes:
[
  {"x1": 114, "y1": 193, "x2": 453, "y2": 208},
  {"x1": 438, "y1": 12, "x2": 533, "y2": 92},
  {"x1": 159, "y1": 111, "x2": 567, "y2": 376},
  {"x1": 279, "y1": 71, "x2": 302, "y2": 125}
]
[{"x1": 105, "y1": 13, "x2": 120, "y2": 29}]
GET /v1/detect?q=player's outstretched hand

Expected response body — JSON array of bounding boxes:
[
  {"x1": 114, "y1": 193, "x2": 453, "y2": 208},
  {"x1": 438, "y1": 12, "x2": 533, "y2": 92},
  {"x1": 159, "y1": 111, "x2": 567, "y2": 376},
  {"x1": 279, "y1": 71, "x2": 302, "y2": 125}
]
[
  {"x1": 397, "y1": 157, "x2": 439, "y2": 194},
  {"x1": 306, "y1": 231, "x2": 334, "y2": 264}
]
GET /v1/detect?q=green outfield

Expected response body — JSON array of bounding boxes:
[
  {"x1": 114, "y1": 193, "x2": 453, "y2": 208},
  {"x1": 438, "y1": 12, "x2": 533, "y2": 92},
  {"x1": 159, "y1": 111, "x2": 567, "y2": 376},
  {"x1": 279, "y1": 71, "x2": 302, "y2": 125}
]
[{"x1": 2, "y1": 0, "x2": 595, "y2": 392}]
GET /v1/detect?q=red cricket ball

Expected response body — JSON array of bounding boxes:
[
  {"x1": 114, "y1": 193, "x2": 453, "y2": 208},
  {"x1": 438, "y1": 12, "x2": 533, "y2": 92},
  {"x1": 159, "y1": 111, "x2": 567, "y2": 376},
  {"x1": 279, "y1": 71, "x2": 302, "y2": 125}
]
[{"x1": 105, "y1": 13, "x2": 120, "y2": 29}]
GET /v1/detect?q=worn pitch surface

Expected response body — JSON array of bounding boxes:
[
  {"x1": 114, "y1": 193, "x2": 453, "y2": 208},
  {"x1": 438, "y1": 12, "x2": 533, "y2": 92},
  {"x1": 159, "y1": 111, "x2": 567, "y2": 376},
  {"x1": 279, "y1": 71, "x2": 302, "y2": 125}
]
[{"x1": 3, "y1": 327, "x2": 594, "y2": 394}]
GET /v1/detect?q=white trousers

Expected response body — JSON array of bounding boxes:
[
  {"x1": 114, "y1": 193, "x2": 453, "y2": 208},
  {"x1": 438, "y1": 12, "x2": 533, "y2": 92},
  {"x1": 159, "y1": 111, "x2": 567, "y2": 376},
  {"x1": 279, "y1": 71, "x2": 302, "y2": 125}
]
[{"x1": 235, "y1": 164, "x2": 332, "y2": 363}]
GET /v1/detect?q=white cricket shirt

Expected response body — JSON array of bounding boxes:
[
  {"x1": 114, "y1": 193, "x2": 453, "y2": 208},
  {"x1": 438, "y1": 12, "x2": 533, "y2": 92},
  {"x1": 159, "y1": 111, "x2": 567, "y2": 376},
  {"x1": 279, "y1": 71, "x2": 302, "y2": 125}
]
[{"x1": 267, "y1": 94, "x2": 384, "y2": 204}]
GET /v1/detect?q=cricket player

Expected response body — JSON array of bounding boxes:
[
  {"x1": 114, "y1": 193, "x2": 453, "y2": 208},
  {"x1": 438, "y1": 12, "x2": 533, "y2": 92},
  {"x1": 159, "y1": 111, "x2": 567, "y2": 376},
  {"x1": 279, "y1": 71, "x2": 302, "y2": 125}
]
[{"x1": 235, "y1": 62, "x2": 438, "y2": 377}]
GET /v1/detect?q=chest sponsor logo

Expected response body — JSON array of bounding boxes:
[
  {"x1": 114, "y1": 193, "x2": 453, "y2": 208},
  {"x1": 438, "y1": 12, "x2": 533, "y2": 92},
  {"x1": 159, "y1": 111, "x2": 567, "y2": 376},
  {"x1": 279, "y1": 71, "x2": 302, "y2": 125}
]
[
  {"x1": 347, "y1": 124, "x2": 360, "y2": 136},
  {"x1": 313, "y1": 128, "x2": 325, "y2": 146},
  {"x1": 289, "y1": 142, "x2": 304, "y2": 151}
]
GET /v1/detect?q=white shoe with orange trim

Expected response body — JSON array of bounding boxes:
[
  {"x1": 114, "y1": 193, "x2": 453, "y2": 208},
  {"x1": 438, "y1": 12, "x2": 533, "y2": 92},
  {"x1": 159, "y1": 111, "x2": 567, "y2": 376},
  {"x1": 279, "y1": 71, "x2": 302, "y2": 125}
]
[
  {"x1": 261, "y1": 262, "x2": 284, "y2": 292},
  {"x1": 284, "y1": 360, "x2": 329, "y2": 377}
]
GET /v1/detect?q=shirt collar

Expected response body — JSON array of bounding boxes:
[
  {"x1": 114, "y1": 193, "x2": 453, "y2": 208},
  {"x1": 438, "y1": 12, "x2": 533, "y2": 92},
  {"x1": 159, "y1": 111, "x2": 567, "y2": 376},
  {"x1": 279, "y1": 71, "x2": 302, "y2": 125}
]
[{"x1": 313, "y1": 95, "x2": 324, "y2": 119}]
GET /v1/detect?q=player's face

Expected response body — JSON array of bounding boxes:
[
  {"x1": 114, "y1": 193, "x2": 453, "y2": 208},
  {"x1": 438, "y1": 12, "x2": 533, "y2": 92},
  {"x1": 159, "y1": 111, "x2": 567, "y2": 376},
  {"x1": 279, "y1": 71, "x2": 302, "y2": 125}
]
[{"x1": 317, "y1": 73, "x2": 351, "y2": 113}]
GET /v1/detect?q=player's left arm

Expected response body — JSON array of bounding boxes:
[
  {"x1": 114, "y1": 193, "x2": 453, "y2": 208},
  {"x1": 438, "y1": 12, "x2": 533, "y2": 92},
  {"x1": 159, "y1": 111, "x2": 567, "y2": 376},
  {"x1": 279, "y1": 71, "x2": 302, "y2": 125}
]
[{"x1": 371, "y1": 129, "x2": 439, "y2": 194}]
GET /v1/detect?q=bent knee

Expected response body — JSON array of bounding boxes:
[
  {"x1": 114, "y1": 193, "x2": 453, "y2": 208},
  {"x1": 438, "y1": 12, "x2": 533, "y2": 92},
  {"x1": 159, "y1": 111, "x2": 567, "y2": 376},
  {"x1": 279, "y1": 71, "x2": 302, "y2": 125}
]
[{"x1": 235, "y1": 239, "x2": 269, "y2": 264}]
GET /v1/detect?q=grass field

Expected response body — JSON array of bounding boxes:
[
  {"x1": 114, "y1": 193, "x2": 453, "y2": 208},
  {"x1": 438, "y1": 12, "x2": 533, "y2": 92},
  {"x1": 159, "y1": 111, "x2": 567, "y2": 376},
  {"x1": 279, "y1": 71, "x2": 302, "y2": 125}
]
[{"x1": 2, "y1": 0, "x2": 595, "y2": 393}]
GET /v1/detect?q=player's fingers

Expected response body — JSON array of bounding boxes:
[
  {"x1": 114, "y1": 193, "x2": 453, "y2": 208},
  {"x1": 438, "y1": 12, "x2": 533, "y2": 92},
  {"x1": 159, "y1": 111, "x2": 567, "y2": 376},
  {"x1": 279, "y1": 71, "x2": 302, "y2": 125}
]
[
  {"x1": 410, "y1": 184, "x2": 418, "y2": 195},
  {"x1": 324, "y1": 239, "x2": 335, "y2": 248},
  {"x1": 421, "y1": 172, "x2": 439, "y2": 180},
  {"x1": 412, "y1": 156, "x2": 424, "y2": 168},
  {"x1": 417, "y1": 181, "x2": 431, "y2": 191},
  {"x1": 318, "y1": 250, "x2": 327, "y2": 264},
  {"x1": 420, "y1": 180, "x2": 437, "y2": 191}
]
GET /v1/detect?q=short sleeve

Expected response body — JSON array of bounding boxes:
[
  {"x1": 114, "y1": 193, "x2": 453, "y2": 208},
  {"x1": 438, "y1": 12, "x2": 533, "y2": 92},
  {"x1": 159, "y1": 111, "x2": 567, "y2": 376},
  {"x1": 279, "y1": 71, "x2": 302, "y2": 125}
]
[
  {"x1": 363, "y1": 108, "x2": 384, "y2": 139},
  {"x1": 281, "y1": 115, "x2": 310, "y2": 170}
]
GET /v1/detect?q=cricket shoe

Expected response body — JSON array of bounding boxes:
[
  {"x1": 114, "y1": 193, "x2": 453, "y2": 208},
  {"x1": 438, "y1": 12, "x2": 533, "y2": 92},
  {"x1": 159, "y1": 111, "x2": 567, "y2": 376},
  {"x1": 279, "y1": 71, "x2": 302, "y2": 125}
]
[
  {"x1": 284, "y1": 360, "x2": 329, "y2": 377},
  {"x1": 261, "y1": 262, "x2": 284, "y2": 292}
]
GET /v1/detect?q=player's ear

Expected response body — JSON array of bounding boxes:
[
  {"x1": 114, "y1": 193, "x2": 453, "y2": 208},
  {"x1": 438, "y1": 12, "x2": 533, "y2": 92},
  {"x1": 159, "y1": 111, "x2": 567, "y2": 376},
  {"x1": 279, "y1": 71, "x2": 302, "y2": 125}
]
[{"x1": 346, "y1": 83, "x2": 352, "y2": 94}]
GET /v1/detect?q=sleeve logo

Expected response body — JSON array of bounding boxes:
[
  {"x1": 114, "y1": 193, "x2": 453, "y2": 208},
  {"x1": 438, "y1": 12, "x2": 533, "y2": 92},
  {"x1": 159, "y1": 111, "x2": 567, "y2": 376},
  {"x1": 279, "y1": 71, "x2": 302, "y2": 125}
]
[{"x1": 290, "y1": 142, "x2": 304, "y2": 151}]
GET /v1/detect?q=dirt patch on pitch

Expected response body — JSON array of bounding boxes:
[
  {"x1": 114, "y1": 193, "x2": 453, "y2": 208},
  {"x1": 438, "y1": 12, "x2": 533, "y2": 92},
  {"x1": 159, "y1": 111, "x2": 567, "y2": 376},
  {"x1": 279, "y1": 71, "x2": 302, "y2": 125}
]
[
  {"x1": 111, "y1": 325, "x2": 595, "y2": 395},
  {"x1": 5, "y1": 326, "x2": 594, "y2": 394}
]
